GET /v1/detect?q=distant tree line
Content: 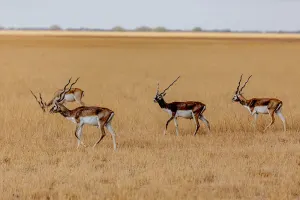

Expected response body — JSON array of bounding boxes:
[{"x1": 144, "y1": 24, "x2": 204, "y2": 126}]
[{"x1": 0, "y1": 24, "x2": 299, "y2": 34}]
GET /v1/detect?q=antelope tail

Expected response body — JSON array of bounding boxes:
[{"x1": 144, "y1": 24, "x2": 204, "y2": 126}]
[
  {"x1": 200, "y1": 105, "x2": 206, "y2": 114},
  {"x1": 275, "y1": 102, "x2": 283, "y2": 112}
]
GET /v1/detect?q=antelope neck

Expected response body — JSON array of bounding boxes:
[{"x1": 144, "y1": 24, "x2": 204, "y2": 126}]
[
  {"x1": 157, "y1": 98, "x2": 167, "y2": 108},
  {"x1": 238, "y1": 94, "x2": 249, "y2": 106},
  {"x1": 58, "y1": 105, "x2": 72, "y2": 117}
]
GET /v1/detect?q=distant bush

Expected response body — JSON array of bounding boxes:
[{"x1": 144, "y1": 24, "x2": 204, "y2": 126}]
[
  {"x1": 135, "y1": 26, "x2": 152, "y2": 32},
  {"x1": 111, "y1": 26, "x2": 126, "y2": 32},
  {"x1": 220, "y1": 29, "x2": 231, "y2": 32},
  {"x1": 153, "y1": 26, "x2": 168, "y2": 32},
  {"x1": 49, "y1": 25, "x2": 62, "y2": 31},
  {"x1": 192, "y1": 27, "x2": 202, "y2": 32},
  {"x1": 2, "y1": 25, "x2": 298, "y2": 34}
]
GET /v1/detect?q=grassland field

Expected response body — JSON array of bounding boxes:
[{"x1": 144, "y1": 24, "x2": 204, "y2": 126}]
[{"x1": 1, "y1": 31, "x2": 300, "y2": 200}]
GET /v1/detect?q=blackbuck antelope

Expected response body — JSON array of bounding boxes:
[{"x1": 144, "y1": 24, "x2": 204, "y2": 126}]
[
  {"x1": 30, "y1": 78, "x2": 85, "y2": 113},
  {"x1": 46, "y1": 87, "x2": 85, "y2": 107},
  {"x1": 32, "y1": 77, "x2": 117, "y2": 150},
  {"x1": 154, "y1": 76, "x2": 210, "y2": 136},
  {"x1": 232, "y1": 74, "x2": 286, "y2": 132}
]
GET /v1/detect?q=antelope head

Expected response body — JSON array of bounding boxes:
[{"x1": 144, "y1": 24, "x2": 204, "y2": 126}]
[
  {"x1": 232, "y1": 74, "x2": 252, "y2": 102},
  {"x1": 49, "y1": 77, "x2": 79, "y2": 114},
  {"x1": 154, "y1": 76, "x2": 180, "y2": 103}
]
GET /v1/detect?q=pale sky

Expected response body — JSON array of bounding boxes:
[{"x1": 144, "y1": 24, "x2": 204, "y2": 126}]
[{"x1": 0, "y1": 0, "x2": 299, "y2": 31}]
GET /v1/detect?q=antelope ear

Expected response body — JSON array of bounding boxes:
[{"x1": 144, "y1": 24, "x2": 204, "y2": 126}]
[{"x1": 162, "y1": 93, "x2": 166, "y2": 97}]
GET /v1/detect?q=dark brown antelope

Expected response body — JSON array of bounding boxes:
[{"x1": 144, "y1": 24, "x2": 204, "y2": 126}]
[
  {"x1": 32, "y1": 77, "x2": 117, "y2": 150},
  {"x1": 154, "y1": 76, "x2": 210, "y2": 136},
  {"x1": 232, "y1": 74, "x2": 286, "y2": 132}
]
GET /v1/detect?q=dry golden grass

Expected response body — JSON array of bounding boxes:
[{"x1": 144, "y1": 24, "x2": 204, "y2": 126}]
[{"x1": 1, "y1": 34, "x2": 300, "y2": 200}]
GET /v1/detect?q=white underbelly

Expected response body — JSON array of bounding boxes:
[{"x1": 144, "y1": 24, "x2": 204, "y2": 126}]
[
  {"x1": 176, "y1": 110, "x2": 193, "y2": 118},
  {"x1": 66, "y1": 116, "x2": 99, "y2": 126},
  {"x1": 64, "y1": 94, "x2": 75, "y2": 101},
  {"x1": 81, "y1": 116, "x2": 99, "y2": 126},
  {"x1": 254, "y1": 106, "x2": 269, "y2": 114},
  {"x1": 162, "y1": 109, "x2": 194, "y2": 119}
]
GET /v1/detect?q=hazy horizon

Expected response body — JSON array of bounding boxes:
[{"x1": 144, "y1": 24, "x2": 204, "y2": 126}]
[{"x1": 1, "y1": 0, "x2": 299, "y2": 31}]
